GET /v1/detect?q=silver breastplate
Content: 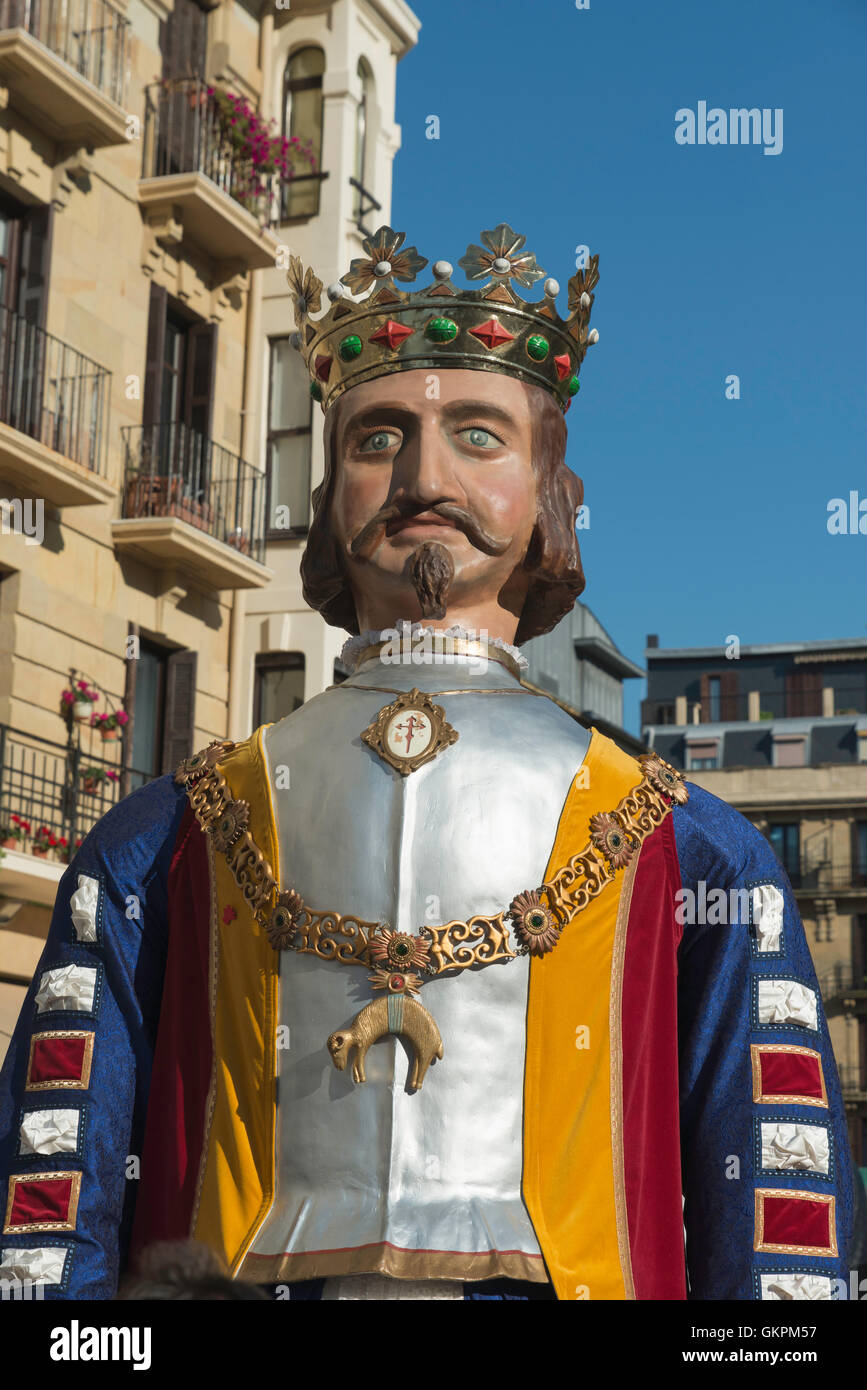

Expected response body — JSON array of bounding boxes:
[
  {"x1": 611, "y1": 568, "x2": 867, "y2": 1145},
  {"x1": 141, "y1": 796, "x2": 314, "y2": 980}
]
[{"x1": 242, "y1": 651, "x2": 590, "y2": 1283}]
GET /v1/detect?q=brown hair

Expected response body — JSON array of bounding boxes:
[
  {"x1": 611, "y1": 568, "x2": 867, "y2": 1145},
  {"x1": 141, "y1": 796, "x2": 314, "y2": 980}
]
[{"x1": 300, "y1": 379, "x2": 585, "y2": 644}]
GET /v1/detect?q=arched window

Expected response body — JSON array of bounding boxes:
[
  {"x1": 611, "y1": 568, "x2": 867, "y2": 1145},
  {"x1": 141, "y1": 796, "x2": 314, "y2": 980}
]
[
  {"x1": 354, "y1": 58, "x2": 371, "y2": 192},
  {"x1": 282, "y1": 46, "x2": 325, "y2": 219},
  {"x1": 351, "y1": 59, "x2": 380, "y2": 232}
]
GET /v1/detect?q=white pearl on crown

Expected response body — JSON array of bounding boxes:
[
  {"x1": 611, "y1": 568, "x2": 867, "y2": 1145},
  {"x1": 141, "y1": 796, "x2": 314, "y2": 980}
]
[
  {"x1": 432, "y1": 260, "x2": 453, "y2": 280},
  {"x1": 544, "y1": 277, "x2": 560, "y2": 298},
  {"x1": 327, "y1": 282, "x2": 346, "y2": 301},
  {"x1": 587, "y1": 328, "x2": 599, "y2": 345},
  {"x1": 492, "y1": 256, "x2": 511, "y2": 274},
  {"x1": 580, "y1": 291, "x2": 591, "y2": 309},
  {"x1": 374, "y1": 260, "x2": 392, "y2": 277}
]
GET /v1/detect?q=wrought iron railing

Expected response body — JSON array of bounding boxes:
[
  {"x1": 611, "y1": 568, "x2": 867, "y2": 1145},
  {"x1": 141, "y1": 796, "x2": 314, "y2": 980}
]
[
  {"x1": 121, "y1": 421, "x2": 266, "y2": 565},
  {"x1": 795, "y1": 864, "x2": 867, "y2": 893},
  {"x1": 142, "y1": 78, "x2": 280, "y2": 225},
  {"x1": 838, "y1": 1065, "x2": 867, "y2": 1095},
  {"x1": 0, "y1": 723, "x2": 154, "y2": 860},
  {"x1": 0, "y1": 0, "x2": 129, "y2": 105},
  {"x1": 0, "y1": 305, "x2": 110, "y2": 475},
  {"x1": 818, "y1": 965, "x2": 867, "y2": 999},
  {"x1": 349, "y1": 175, "x2": 381, "y2": 237},
  {"x1": 643, "y1": 683, "x2": 867, "y2": 727}
]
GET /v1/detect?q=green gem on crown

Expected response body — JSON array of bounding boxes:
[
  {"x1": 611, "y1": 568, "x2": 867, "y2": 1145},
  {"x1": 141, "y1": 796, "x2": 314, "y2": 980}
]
[
  {"x1": 526, "y1": 334, "x2": 549, "y2": 362},
  {"x1": 339, "y1": 334, "x2": 363, "y2": 361},
  {"x1": 425, "y1": 317, "x2": 459, "y2": 343},
  {"x1": 567, "y1": 374, "x2": 581, "y2": 397},
  {"x1": 310, "y1": 381, "x2": 323, "y2": 401}
]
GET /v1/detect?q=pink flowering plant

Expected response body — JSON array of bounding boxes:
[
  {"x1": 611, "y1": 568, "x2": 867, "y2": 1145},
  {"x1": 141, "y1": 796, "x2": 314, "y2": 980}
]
[
  {"x1": 206, "y1": 84, "x2": 317, "y2": 216},
  {"x1": 61, "y1": 679, "x2": 99, "y2": 711},
  {"x1": 81, "y1": 766, "x2": 120, "y2": 787},
  {"x1": 90, "y1": 710, "x2": 130, "y2": 732}
]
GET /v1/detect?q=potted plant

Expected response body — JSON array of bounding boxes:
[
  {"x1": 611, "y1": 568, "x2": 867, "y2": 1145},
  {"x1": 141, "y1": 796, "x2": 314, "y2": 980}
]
[
  {"x1": 227, "y1": 527, "x2": 250, "y2": 555},
  {"x1": 90, "y1": 710, "x2": 130, "y2": 742},
  {"x1": 32, "y1": 826, "x2": 60, "y2": 857},
  {"x1": 62, "y1": 680, "x2": 100, "y2": 723},
  {"x1": 58, "y1": 836, "x2": 82, "y2": 865},
  {"x1": 81, "y1": 767, "x2": 120, "y2": 795},
  {"x1": 1, "y1": 813, "x2": 31, "y2": 849}
]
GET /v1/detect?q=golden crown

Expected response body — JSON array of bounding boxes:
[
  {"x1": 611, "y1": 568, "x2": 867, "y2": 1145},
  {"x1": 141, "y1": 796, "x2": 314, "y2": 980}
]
[{"x1": 287, "y1": 223, "x2": 599, "y2": 414}]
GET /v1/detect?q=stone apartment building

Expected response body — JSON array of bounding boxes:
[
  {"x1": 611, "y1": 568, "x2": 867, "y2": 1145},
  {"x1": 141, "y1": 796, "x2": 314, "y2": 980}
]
[
  {"x1": 643, "y1": 635, "x2": 867, "y2": 1170},
  {"x1": 0, "y1": 0, "x2": 419, "y2": 1054}
]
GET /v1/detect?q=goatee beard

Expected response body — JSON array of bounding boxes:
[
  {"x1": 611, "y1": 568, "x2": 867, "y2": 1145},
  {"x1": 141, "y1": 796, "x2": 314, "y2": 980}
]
[{"x1": 409, "y1": 540, "x2": 455, "y2": 620}]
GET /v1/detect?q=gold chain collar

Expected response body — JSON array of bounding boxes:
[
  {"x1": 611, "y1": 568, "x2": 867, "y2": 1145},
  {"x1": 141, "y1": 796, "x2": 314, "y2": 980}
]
[{"x1": 175, "y1": 740, "x2": 688, "y2": 987}]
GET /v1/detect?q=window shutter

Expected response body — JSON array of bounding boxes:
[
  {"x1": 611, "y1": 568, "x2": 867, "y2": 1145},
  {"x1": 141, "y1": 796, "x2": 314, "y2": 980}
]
[
  {"x1": 18, "y1": 205, "x2": 53, "y2": 328},
  {"x1": 161, "y1": 0, "x2": 209, "y2": 81},
  {"x1": 183, "y1": 321, "x2": 217, "y2": 440},
  {"x1": 786, "y1": 669, "x2": 822, "y2": 718},
  {"x1": 161, "y1": 648, "x2": 197, "y2": 774},
  {"x1": 143, "y1": 282, "x2": 167, "y2": 428},
  {"x1": 699, "y1": 673, "x2": 710, "y2": 723},
  {"x1": 721, "y1": 670, "x2": 739, "y2": 721}
]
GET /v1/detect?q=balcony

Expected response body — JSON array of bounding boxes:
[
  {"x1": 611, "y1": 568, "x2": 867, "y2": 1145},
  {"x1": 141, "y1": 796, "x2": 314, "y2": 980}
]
[
  {"x1": 837, "y1": 1065, "x2": 867, "y2": 1101},
  {"x1": 0, "y1": 722, "x2": 153, "y2": 906},
  {"x1": 111, "y1": 421, "x2": 271, "y2": 591},
  {"x1": 793, "y1": 864, "x2": 867, "y2": 896},
  {"x1": 0, "y1": 306, "x2": 113, "y2": 506},
  {"x1": 140, "y1": 80, "x2": 282, "y2": 271},
  {"x1": 0, "y1": 0, "x2": 130, "y2": 147},
  {"x1": 644, "y1": 683, "x2": 867, "y2": 728}
]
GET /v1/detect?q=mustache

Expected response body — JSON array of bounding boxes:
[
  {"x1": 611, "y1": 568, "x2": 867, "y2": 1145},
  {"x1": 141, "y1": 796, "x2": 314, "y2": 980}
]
[{"x1": 349, "y1": 502, "x2": 509, "y2": 559}]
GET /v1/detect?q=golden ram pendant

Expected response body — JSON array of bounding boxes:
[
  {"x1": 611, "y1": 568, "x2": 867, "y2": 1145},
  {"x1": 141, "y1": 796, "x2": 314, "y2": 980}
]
[{"x1": 327, "y1": 993, "x2": 444, "y2": 1091}]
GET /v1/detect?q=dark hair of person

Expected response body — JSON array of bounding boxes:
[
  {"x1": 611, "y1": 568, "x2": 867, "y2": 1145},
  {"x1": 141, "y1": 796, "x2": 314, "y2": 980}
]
[{"x1": 116, "y1": 1238, "x2": 270, "y2": 1301}]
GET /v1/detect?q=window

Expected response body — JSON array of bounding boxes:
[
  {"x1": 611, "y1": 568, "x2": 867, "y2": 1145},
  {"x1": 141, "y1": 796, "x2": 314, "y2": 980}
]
[
  {"x1": 160, "y1": 0, "x2": 209, "y2": 81},
  {"x1": 128, "y1": 640, "x2": 198, "y2": 785},
  {"x1": 351, "y1": 57, "x2": 374, "y2": 222},
  {"x1": 254, "y1": 653, "x2": 305, "y2": 726},
  {"x1": 686, "y1": 739, "x2": 718, "y2": 770},
  {"x1": 282, "y1": 46, "x2": 325, "y2": 219},
  {"x1": 708, "y1": 676, "x2": 721, "y2": 722},
  {"x1": 700, "y1": 670, "x2": 738, "y2": 722},
  {"x1": 785, "y1": 668, "x2": 822, "y2": 718},
  {"x1": 768, "y1": 822, "x2": 801, "y2": 885},
  {"x1": 266, "y1": 337, "x2": 311, "y2": 536},
  {"x1": 855, "y1": 823, "x2": 867, "y2": 886},
  {"x1": 141, "y1": 284, "x2": 216, "y2": 491},
  {"x1": 0, "y1": 195, "x2": 52, "y2": 441},
  {"x1": 128, "y1": 638, "x2": 166, "y2": 787},
  {"x1": 772, "y1": 736, "x2": 806, "y2": 768}
]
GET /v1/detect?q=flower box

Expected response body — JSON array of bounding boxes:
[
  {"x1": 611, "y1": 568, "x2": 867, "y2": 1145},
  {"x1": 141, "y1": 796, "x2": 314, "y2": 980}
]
[{"x1": 124, "y1": 475, "x2": 214, "y2": 533}]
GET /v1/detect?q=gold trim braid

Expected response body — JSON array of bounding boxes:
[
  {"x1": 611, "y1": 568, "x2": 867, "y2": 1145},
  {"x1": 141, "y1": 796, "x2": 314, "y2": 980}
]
[{"x1": 175, "y1": 741, "x2": 687, "y2": 975}]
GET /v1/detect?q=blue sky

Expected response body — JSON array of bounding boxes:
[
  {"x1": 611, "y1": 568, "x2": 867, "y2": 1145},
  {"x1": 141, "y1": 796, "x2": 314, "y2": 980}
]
[{"x1": 390, "y1": 0, "x2": 867, "y2": 732}]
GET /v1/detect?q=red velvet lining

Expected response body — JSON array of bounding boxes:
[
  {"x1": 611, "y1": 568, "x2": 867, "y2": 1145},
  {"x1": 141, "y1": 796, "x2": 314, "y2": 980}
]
[
  {"x1": 620, "y1": 816, "x2": 686, "y2": 1299},
  {"x1": 129, "y1": 804, "x2": 214, "y2": 1259}
]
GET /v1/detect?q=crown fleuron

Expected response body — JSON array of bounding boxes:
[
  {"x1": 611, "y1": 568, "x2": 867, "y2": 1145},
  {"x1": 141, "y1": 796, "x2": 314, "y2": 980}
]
[{"x1": 286, "y1": 223, "x2": 599, "y2": 414}]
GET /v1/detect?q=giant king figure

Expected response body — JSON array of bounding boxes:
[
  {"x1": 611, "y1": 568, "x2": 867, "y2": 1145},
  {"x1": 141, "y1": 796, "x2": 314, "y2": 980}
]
[{"x1": 0, "y1": 225, "x2": 856, "y2": 1301}]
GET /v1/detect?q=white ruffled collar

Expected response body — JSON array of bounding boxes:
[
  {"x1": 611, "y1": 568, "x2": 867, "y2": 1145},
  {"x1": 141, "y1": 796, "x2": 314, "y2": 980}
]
[{"x1": 339, "y1": 620, "x2": 527, "y2": 673}]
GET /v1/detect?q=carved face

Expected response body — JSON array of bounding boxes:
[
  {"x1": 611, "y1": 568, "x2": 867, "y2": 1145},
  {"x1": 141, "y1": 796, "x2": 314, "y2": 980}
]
[
  {"x1": 327, "y1": 1032, "x2": 349, "y2": 1068},
  {"x1": 329, "y1": 368, "x2": 538, "y2": 634}
]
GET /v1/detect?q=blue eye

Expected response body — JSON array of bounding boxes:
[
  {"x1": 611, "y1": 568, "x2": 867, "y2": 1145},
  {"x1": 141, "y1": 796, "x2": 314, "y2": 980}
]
[
  {"x1": 360, "y1": 430, "x2": 399, "y2": 452},
  {"x1": 459, "y1": 427, "x2": 501, "y2": 449}
]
